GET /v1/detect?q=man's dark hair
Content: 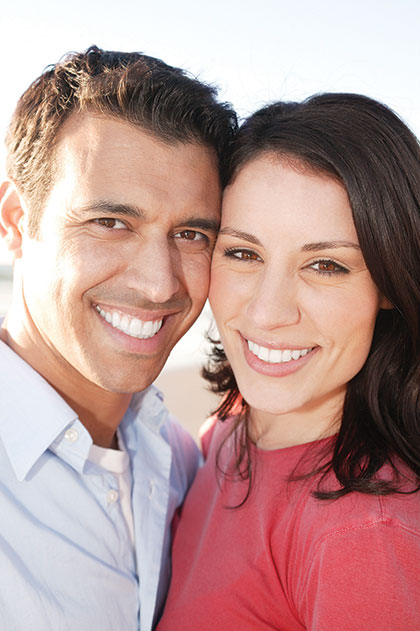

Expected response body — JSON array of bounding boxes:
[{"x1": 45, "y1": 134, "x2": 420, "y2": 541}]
[
  {"x1": 204, "y1": 92, "x2": 420, "y2": 502},
  {"x1": 5, "y1": 45, "x2": 237, "y2": 236}
]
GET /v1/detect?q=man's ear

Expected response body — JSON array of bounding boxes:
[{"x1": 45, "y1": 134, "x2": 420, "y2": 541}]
[{"x1": 0, "y1": 180, "x2": 27, "y2": 258}]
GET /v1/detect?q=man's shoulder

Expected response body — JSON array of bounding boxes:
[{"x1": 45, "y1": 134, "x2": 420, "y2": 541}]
[
  {"x1": 161, "y1": 412, "x2": 201, "y2": 490},
  {"x1": 129, "y1": 385, "x2": 201, "y2": 488}
]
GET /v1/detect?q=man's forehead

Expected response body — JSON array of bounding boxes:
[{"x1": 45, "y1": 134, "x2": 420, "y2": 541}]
[
  {"x1": 44, "y1": 112, "x2": 221, "y2": 224},
  {"x1": 52, "y1": 112, "x2": 219, "y2": 191},
  {"x1": 55, "y1": 111, "x2": 216, "y2": 161}
]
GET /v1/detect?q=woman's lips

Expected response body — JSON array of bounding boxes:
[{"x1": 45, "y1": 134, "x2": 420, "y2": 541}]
[{"x1": 241, "y1": 334, "x2": 318, "y2": 377}]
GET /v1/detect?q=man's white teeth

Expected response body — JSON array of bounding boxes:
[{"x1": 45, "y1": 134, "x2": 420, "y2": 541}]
[
  {"x1": 247, "y1": 340, "x2": 311, "y2": 364},
  {"x1": 96, "y1": 306, "x2": 163, "y2": 339}
]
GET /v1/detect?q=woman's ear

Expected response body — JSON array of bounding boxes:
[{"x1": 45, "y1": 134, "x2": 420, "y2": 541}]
[
  {"x1": 379, "y1": 295, "x2": 394, "y2": 310},
  {"x1": 0, "y1": 181, "x2": 26, "y2": 259}
]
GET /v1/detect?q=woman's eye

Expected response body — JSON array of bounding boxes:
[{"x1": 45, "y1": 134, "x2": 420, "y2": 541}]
[
  {"x1": 94, "y1": 218, "x2": 127, "y2": 230},
  {"x1": 224, "y1": 248, "x2": 262, "y2": 262},
  {"x1": 309, "y1": 259, "x2": 349, "y2": 275}
]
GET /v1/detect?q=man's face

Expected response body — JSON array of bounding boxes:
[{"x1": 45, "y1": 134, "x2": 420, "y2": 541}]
[{"x1": 17, "y1": 113, "x2": 221, "y2": 393}]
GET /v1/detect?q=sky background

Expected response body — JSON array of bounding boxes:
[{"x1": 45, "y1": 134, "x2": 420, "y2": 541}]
[
  {"x1": 1, "y1": 0, "x2": 419, "y2": 265},
  {"x1": 0, "y1": 0, "x2": 419, "y2": 369}
]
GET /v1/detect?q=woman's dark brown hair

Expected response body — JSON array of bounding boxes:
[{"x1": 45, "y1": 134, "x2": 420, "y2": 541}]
[{"x1": 204, "y1": 93, "x2": 420, "y2": 500}]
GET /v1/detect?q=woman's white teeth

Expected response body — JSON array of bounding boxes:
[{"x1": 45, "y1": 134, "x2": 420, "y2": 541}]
[
  {"x1": 247, "y1": 340, "x2": 310, "y2": 364},
  {"x1": 96, "y1": 306, "x2": 163, "y2": 339}
]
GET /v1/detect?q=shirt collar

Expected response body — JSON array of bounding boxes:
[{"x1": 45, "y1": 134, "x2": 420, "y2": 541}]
[
  {"x1": 0, "y1": 338, "x2": 168, "y2": 481},
  {"x1": 0, "y1": 340, "x2": 78, "y2": 481},
  {"x1": 128, "y1": 385, "x2": 167, "y2": 434}
]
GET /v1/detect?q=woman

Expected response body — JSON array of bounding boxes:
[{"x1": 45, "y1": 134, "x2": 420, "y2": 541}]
[{"x1": 157, "y1": 94, "x2": 420, "y2": 630}]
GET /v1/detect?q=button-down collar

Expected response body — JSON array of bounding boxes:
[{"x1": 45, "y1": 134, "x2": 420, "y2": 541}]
[
  {"x1": 0, "y1": 340, "x2": 79, "y2": 481},
  {"x1": 0, "y1": 338, "x2": 168, "y2": 481}
]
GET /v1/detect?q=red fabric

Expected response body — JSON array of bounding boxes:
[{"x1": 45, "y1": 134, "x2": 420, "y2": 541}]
[{"x1": 158, "y1": 418, "x2": 420, "y2": 630}]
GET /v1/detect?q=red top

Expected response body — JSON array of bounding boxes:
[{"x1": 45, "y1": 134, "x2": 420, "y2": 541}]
[{"x1": 158, "y1": 417, "x2": 420, "y2": 630}]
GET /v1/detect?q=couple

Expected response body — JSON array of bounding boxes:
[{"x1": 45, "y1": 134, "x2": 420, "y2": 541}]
[{"x1": 1, "y1": 46, "x2": 419, "y2": 630}]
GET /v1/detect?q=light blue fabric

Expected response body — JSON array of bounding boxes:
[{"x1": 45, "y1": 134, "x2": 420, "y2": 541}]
[{"x1": 0, "y1": 339, "x2": 200, "y2": 631}]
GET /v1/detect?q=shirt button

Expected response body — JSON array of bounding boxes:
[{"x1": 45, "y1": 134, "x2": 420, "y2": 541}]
[
  {"x1": 148, "y1": 480, "x2": 155, "y2": 498},
  {"x1": 107, "y1": 489, "x2": 119, "y2": 504},
  {"x1": 64, "y1": 428, "x2": 79, "y2": 442}
]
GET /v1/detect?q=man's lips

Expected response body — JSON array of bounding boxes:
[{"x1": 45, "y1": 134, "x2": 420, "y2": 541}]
[{"x1": 95, "y1": 303, "x2": 166, "y2": 340}]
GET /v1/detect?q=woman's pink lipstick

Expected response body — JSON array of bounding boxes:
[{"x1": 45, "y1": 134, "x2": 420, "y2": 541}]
[{"x1": 241, "y1": 334, "x2": 318, "y2": 378}]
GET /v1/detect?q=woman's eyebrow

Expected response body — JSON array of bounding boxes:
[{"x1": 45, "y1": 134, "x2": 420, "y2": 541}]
[
  {"x1": 218, "y1": 230, "x2": 360, "y2": 252},
  {"x1": 218, "y1": 227, "x2": 262, "y2": 246},
  {"x1": 302, "y1": 241, "x2": 361, "y2": 251}
]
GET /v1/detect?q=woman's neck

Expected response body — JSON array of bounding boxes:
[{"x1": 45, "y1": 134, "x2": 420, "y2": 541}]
[{"x1": 249, "y1": 387, "x2": 344, "y2": 450}]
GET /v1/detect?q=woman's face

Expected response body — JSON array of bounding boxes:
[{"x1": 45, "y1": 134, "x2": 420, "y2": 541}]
[{"x1": 210, "y1": 156, "x2": 387, "y2": 443}]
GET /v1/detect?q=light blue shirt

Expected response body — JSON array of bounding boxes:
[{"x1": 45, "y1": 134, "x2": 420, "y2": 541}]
[{"x1": 0, "y1": 339, "x2": 200, "y2": 631}]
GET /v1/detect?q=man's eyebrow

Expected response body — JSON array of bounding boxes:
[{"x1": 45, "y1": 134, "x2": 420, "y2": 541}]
[
  {"x1": 76, "y1": 200, "x2": 145, "y2": 218},
  {"x1": 301, "y1": 241, "x2": 360, "y2": 251},
  {"x1": 75, "y1": 203, "x2": 219, "y2": 232},
  {"x1": 218, "y1": 227, "x2": 261, "y2": 245},
  {"x1": 181, "y1": 217, "x2": 220, "y2": 233}
]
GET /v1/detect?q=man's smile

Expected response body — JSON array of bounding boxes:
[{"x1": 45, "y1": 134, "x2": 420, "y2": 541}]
[{"x1": 95, "y1": 304, "x2": 163, "y2": 339}]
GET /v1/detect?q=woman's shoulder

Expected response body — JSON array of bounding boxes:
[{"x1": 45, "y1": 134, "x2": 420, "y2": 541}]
[
  {"x1": 198, "y1": 415, "x2": 237, "y2": 459},
  {"x1": 286, "y1": 458, "x2": 420, "y2": 547},
  {"x1": 198, "y1": 415, "x2": 218, "y2": 448},
  {"x1": 269, "y1": 459, "x2": 420, "y2": 618},
  {"x1": 291, "y1": 479, "x2": 420, "y2": 630}
]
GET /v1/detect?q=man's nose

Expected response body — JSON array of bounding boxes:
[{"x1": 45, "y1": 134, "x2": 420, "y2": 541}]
[{"x1": 124, "y1": 239, "x2": 181, "y2": 304}]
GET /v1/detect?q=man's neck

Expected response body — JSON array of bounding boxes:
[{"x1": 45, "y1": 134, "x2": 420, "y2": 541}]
[{"x1": 1, "y1": 318, "x2": 132, "y2": 449}]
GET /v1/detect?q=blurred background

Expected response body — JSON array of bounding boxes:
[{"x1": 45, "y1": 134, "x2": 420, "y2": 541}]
[{"x1": 1, "y1": 0, "x2": 419, "y2": 439}]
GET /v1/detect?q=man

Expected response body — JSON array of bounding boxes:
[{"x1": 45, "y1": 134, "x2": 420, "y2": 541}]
[{"x1": 0, "y1": 46, "x2": 236, "y2": 630}]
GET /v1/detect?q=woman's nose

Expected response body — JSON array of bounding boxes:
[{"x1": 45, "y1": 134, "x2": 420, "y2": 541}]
[{"x1": 246, "y1": 269, "x2": 301, "y2": 330}]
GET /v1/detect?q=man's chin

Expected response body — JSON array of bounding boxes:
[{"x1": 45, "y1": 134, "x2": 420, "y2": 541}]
[{"x1": 89, "y1": 364, "x2": 168, "y2": 395}]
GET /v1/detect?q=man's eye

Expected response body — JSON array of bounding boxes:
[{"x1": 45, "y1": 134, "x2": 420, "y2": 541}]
[
  {"x1": 94, "y1": 218, "x2": 126, "y2": 230},
  {"x1": 174, "y1": 230, "x2": 207, "y2": 242}
]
